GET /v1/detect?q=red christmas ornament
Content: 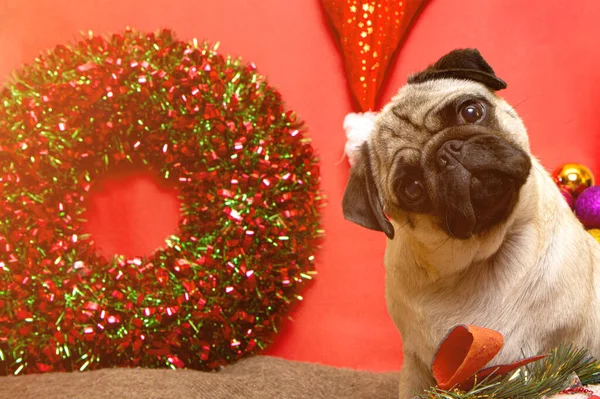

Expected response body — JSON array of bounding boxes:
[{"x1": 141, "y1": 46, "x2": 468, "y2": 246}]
[
  {"x1": 560, "y1": 187, "x2": 576, "y2": 209},
  {"x1": 321, "y1": 0, "x2": 428, "y2": 111}
]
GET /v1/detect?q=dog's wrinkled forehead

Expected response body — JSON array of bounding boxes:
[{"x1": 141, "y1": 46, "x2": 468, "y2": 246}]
[{"x1": 382, "y1": 79, "x2": 495, "y2": 132}]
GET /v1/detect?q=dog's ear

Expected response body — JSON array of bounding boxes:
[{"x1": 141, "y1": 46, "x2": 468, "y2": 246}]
[
  {"x1": 408, "y1": 48, "x2": 507, "y2": 91},
  {"x1": 342, "y1": 143, "x2": 394, "y2": 239}
]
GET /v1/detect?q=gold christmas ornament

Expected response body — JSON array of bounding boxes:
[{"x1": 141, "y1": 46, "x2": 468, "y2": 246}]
[
  {"x1": 552, "y1": 163, "x2": 595, "y2": 196},
  {"x1": 587, "y1": 229, "x2": 600, "y2": 244}
]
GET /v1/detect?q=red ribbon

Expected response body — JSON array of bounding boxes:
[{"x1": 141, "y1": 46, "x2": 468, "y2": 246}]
[{"x1": 432, "y1": 325, "x2": 547, "y2": 391}]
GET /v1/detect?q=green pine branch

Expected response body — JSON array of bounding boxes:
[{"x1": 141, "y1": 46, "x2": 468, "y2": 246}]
[{"x1": 417, "y1": 345, "x2": 600, "y2": 399}]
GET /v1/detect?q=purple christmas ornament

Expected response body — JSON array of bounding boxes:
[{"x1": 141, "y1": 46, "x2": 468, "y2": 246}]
[{"x1": 575, "y1": 186, "x2": 600, "y2": 228}]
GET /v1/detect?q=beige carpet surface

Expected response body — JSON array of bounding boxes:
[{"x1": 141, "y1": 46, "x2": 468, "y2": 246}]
[
  {"x1": 0, "y1": 356, "x2": 400, "y2": 399},
  {"x1": 4, "y1": 355, "x2": 599, "y2": 399}
]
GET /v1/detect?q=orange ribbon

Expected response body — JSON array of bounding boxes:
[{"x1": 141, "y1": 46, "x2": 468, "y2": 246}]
[{"x1": 432, "y1": 325, "x2": 547, "y2": 391}]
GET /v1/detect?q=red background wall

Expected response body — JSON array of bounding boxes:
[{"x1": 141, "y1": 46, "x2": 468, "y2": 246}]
[{"x1": 1, "y1": 0, "x2": 599, "y2": 372}]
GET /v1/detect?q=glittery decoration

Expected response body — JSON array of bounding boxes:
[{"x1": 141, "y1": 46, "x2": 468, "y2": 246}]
[
  {"x1": 0, "y1": 29, "x2": 324, "y2": 376},
  {"x1": 321, "y1": 0, "x2": 428, "y2": 111},
  {"x1": 576, "y1": 186, "x2": 600, "y2": 229}
]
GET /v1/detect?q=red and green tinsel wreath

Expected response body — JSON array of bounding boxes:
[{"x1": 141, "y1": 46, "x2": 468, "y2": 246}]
[{"x1": 0, "y1": 29, "x2": 324, "y2": 375}]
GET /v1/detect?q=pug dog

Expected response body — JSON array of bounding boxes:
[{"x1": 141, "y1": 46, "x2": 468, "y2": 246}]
[{"x1": 342, "y1": 48, "x2": 600, "y2": 398}]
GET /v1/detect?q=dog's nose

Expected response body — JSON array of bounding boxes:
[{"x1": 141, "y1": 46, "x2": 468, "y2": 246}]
[{"x1": 437, "y1": 140, "x2": 464, "y2": 169}]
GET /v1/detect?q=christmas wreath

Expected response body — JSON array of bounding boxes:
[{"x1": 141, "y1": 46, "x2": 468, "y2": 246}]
[{"x1": 0, "y1": 29, "x2": 324, "y2": 375}]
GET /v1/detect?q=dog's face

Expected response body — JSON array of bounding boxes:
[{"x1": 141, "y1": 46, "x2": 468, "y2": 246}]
[{"x1": 343, "y1": 49, "x2": 533, "y2": 242}]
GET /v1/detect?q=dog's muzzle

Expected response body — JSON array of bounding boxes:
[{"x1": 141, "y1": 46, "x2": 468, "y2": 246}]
[{"x1": 423, "y1": 126, "x2": 532, "y2": 239}]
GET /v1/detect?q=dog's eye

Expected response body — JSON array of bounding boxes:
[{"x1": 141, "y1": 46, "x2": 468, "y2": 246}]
[
  {"x1": 402, "y1": 179, "x2": 424, "y2": 202},
  {"x1": 459, "y1": 101, "x2": 485, "y2": 124}
]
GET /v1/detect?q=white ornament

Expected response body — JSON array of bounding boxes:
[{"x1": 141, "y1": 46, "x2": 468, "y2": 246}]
[{"x1": 343, "y1": 111, "x2": 377, "y2": 166}]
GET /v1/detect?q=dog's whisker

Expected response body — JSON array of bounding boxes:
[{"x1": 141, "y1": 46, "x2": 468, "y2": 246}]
[
  {"x1": 504, "y1": 96, "x2": 536, "y2": 117},
  {"x1": 510, "y1": 96, "x2": 535, "y2": 111},
  {"x1": 445, "y1": 213, "x2": 457, "y2": 240},
  {"x1": 433, "y1": 235, "x2": 451, "y2": 253},
  {"x1": 398, "y1": 217, "x2": 412, "y2": 230},
  {"x1": 451, "y1": 236, "x2": 456, "y2": 271}
]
